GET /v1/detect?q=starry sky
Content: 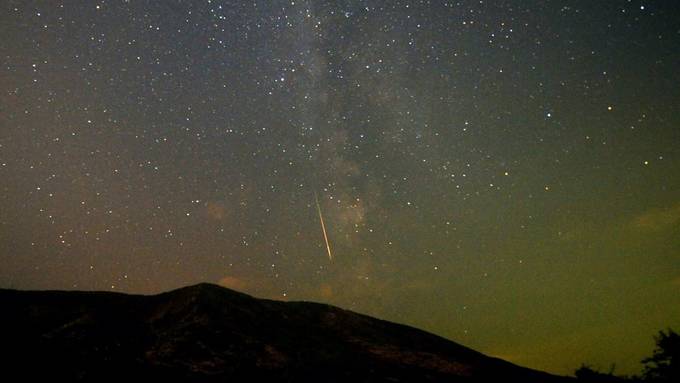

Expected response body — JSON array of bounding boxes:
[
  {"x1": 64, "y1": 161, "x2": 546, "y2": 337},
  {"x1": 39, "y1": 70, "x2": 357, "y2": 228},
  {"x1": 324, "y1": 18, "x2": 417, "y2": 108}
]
[{"x1": 2, "y1": 0, "x2": 680, "y2": 376}]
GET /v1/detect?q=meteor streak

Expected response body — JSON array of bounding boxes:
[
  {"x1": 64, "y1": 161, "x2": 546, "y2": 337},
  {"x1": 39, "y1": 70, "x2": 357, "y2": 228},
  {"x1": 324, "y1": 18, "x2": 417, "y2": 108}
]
[{"x1": 314, "y1": 191, "x2": 333, "y2": 261}]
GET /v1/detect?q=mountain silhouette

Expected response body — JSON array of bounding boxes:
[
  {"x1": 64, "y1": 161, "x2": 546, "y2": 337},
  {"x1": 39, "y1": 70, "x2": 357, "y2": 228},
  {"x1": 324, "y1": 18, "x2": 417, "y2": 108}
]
[{"x1": 0, "y1": 283, "x2": 572, "y2": 382}]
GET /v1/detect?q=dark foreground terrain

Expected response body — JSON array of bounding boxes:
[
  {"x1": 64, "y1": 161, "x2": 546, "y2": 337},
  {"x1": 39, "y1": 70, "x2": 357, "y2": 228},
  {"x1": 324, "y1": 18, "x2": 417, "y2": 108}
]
[{"x1": 0, "y1": 283, "x2": 571, "y2": 382}]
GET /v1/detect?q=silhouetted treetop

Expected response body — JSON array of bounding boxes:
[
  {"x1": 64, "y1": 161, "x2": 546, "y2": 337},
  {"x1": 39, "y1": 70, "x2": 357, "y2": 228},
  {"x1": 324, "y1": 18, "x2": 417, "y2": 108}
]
[{"x1": 642, "y1": 328, "x2": 679, "y2": 382}]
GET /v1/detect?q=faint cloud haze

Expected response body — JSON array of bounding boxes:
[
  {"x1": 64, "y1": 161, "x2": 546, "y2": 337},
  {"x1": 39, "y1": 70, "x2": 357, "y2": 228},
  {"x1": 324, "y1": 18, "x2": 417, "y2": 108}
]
[{"x1": 633, "y1": 203, "x2": 680, "y2": 231}]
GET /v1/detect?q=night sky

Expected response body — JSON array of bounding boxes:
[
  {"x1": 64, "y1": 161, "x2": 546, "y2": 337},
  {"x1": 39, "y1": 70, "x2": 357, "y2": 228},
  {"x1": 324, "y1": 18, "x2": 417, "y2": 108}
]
[{"x1": 2, "y1": 0, "x2": 679, "y2": 376}]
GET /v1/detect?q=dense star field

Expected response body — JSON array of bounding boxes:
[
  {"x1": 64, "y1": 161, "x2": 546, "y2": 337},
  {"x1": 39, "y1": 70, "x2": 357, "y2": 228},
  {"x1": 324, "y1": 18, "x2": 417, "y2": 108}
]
[{"x1": 1, "y1": 0, "x2": 679, "y2": 376}]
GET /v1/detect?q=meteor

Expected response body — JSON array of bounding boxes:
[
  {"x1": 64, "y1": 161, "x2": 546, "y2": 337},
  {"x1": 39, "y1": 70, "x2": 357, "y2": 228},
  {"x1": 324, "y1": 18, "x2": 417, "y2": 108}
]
[{"x1": 314, "y1": 191, "x2": 333, "y2": 261}]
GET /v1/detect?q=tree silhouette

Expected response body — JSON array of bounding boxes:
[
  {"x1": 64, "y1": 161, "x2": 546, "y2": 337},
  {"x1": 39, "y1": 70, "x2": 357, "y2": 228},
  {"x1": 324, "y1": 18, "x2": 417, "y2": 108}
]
[
  {"x1": 574, "y1": 364, "x2": 627, "y2": 382},
  {"x1": 642, "y1": 329, "x2": 679, "y2": 382}
]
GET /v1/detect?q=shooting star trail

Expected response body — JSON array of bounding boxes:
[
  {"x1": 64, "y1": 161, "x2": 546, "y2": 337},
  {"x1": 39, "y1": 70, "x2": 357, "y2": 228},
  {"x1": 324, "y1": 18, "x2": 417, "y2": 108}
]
[{"x1": 314, "y1": 191, "x2": 333, "y2": 261}]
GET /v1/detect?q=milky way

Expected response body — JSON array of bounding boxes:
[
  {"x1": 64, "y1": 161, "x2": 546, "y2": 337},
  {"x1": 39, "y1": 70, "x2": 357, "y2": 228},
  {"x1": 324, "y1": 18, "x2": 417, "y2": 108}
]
[{"x1": 1, "y1": 0, "x2": 679, "y2": 375}]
